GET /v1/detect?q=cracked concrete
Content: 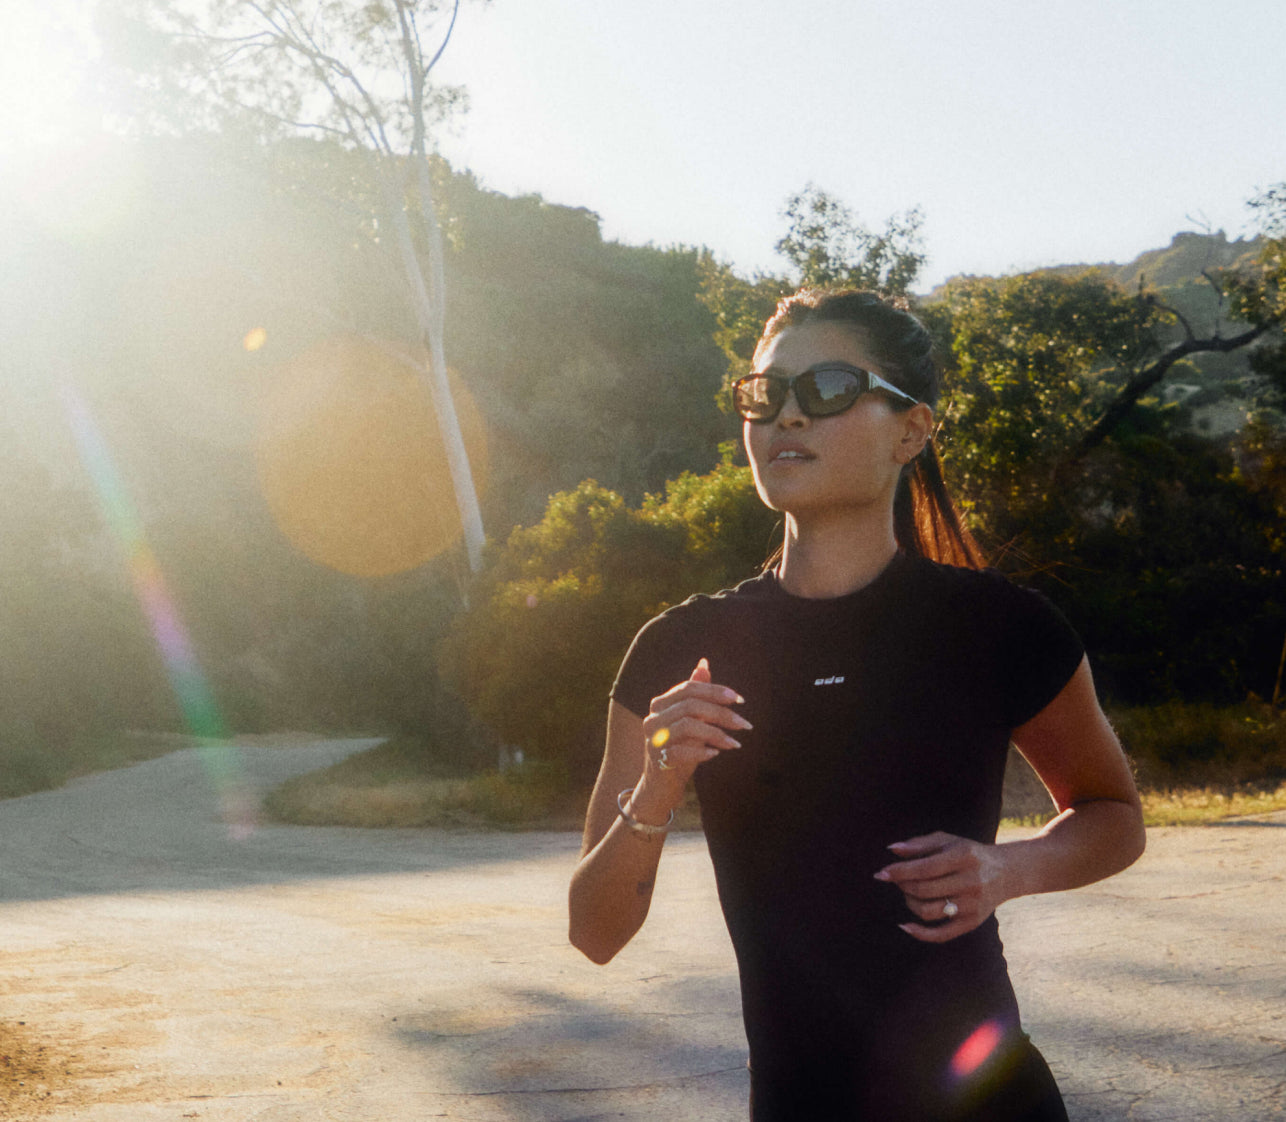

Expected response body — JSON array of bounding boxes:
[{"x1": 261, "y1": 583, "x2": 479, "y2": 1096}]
[{"x1": 1, "y1": 738, "x2": 1283, "y2": 1120}]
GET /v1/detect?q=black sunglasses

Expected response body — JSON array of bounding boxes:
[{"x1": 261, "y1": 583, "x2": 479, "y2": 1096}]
[{"x1": 732, "y1": 362, "x2": 919, "y2": 423}]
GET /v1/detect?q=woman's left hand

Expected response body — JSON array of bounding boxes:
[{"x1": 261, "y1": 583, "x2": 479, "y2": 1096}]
[{"x1": 874, "y1": 831, "x2": 1011, "y2": 943}]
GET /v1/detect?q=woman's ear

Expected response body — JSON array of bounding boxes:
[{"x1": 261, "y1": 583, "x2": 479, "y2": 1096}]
[{"x1": 895, "y1": 404, "x2": 934, "y2": 464}]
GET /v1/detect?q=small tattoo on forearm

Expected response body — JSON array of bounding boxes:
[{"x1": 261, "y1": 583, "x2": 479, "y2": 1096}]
[{"x1": 636, "y1": 879, "x2": 654, "y2": 896}]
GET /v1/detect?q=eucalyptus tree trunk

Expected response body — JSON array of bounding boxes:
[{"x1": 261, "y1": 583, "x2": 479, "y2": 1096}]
[
  {"x1": 394, "y1": 0, "x2": 485, "y2": 574},
  {"x1": 381, "y1": 156, "x2": 485, "y2": 574}
]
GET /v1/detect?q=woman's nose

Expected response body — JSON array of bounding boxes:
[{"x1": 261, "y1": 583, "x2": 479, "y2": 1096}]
[{"x1": 776, "y1": 389, "x2": 809, "y2": 428}]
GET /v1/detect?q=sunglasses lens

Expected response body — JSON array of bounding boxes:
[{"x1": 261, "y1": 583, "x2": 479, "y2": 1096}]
[
  {"x1": 799, "y1": 367, "x2": 863, "y2": 416},
  {"x1": 734, "y1": 377, "x2": 784, "y2": 420}
]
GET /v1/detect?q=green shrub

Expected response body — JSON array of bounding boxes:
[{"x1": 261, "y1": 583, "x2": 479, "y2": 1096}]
[
  {"x1": 439, "y1": 456, "x2": 778, "y2": 783},
  {"x1": 1112, "y1": 701, "x2": 1286, "y2": 788}
]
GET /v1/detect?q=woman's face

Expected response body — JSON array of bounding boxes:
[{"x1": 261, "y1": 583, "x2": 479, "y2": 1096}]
[{"x1": 744, "y1": 322, "x2": 931, "y2": 519}]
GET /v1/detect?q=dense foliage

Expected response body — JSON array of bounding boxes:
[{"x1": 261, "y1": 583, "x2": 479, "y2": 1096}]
[
  {"x1": 3, "y1": 119, "x2": 1283, "y2": 786},
  {"x1": 438, "y1": 453, "x2": 777, "y2": 779},
  {"x1": 447, "y1": 206, "x2": 1286, "y2": 775}
]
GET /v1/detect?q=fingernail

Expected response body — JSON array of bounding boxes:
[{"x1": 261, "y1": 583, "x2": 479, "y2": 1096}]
[
  {"x1": 887, "y1": 842, "x2": 909, "y2": 852},
  {"x1": 700, "y1": 748, "x2": 719, "y2": 761},
  {"x1": 725, "y1": 737, "x2": 742, "y2": 749},
  {"x1": 721, "y1": 688, "x2": 743, "y2": 703},
  {"x1": 898, "y1": 924, "x2": 915, "y2": 935},
  {"x1": 734, "y1": 716, "x2": 754, "y2": 730},
  {"x1": 873, "y1": 869, "x2": 891, "y2": 882}
]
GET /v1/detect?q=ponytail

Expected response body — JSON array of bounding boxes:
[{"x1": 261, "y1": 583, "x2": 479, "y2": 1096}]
[{"x1": 899, "y1": 440, "x2": 983, "y2": 568}]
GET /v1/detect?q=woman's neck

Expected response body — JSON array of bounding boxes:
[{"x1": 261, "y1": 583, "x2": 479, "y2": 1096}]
[{"x1": 775, "y1": 507, "x2": 899, "y2": 599}]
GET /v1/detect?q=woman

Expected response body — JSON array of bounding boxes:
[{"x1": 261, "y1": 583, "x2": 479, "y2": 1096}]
[{"x1": 568, "y1": 289, "x2": 1145, "y2": 1120}]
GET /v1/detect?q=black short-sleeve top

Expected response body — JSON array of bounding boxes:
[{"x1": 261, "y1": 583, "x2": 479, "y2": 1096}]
[{"x1": 610, "y1": 552, "x2": 1084, "y2": 1071}]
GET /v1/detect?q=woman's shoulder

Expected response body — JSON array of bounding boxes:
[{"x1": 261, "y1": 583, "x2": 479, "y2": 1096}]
[
  {"x1": 905, "y1": 554, "x2": 1081, "y2": 647},
  {"x1": 894, "y1": 554, "x2": 1079, "y2": 639},
  {"x1": 611, "y1": 572, "x2": 777, "y2": 716},
  {"x1": 902, "y1": 553, "x2": 1037, "y2": 601},
  {"x1": 638, "y1": 570, "x2": 777, "y2": 632}
]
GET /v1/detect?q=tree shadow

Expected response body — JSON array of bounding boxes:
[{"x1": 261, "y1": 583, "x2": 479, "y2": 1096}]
[{"x1": 384, "y1": 978, "x2": 750, "y2": 1121}]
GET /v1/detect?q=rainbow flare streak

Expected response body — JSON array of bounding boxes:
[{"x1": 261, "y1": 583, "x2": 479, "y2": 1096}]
[{"x1": 61, "y1": 383, "x2": 252, "y2": 835}]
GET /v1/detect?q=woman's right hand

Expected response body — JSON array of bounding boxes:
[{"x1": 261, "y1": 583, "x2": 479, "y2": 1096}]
[
  {"x1": 641, "y1": 658, "x2": 750, "y2": 787},
  {"x1": 570, "y1": 658, "x2": 749, "y2": 964}
]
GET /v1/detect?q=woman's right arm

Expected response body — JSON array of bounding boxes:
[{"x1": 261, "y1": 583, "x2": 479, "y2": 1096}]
[{"x1": 568, "y1": 660, "x2": 748, "y2": 964}]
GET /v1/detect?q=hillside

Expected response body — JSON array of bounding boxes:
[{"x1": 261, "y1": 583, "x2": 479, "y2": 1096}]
[{"x1": 931, "y1": 230, "x2": 1273, "y2": 436}]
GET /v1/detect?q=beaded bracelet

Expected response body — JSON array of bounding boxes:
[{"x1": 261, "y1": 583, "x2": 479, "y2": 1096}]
[{"x1": 617, "y1": 787, "x2": 674, "y2": 839}]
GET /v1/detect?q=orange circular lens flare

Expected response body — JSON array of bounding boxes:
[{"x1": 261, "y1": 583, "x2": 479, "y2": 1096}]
[
  {"x1": 255, "y1": 335, "x2": 488, "y2": 577},
  {"x1": 243, "y1": 327, "x2": 268, "y2": 352}
]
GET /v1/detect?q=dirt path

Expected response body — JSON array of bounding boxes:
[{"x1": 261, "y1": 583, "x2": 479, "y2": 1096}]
[{"x1": 1, "y1": 739, "x2": 1283, "y2": 1121}]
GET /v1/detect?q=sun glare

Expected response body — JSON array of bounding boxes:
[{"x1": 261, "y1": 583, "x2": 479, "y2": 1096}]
[
  {"x1": 1, "y1": 3, "x2": 143, "y2": 251},
  {"x1": 0, "y1": 1, "x2": 99, "y2": 155}
]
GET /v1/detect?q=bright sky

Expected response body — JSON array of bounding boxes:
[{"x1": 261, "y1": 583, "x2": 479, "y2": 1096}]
[
  {"x1": 3, "y1": 0, "x2": 1284, "y2": 291},
  {"x1": 430, "y1": 0, "x2": 1286, "y2": 289}
]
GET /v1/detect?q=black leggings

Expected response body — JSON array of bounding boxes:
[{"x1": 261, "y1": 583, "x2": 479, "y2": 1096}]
[{"x1": 748, "y1": 1032, "x2": 1068, "y2": 1122}]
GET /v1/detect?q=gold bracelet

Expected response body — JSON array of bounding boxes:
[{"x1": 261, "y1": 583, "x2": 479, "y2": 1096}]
[{"x1": 617, "y1": 787, "x2": 674, "y2": 839}]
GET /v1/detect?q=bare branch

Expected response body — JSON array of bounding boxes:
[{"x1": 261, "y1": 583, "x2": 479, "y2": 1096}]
[
  {"x1": 242, "y1": 102, "x2": 351, "y2": 140},
  {"x1": 168, "y1": 28, "x2": 275, "y2": 47},
  {"x1": 211, "y1": 39, "x2": 277, "y2": 70},
  {"x1": 1149, "y1": 297, "x2": 1198, "y2": 342},
  {"x1": 1069, "y1": 322, "x2": 1278, "y2": 462},
  {"x1": 422, "y1": 0, "x2": 462, "y2": 77}
]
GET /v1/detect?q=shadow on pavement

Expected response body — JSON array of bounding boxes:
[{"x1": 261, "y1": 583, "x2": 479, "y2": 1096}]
[
  {"x1": 386, "y1": 980, "x2": 750, "y2": 1120},
  {"x1": 0, "y1": 741, "x2": 582, "y2": 904}
]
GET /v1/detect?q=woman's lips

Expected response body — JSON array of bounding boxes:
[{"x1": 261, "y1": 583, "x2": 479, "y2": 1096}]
[{"x1": 768, "y1": 443, "x2": 815, "y2": 463}]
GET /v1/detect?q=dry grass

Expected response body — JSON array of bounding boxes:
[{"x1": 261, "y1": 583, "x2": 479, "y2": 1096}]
[
  {"x1": 262, "y1": 738, "x2": 589, "y2": 830},
  {"x1": 1139, "y1": 783, "x2": 1286, "y2": 826},
  {"x1": 1003, "y1": 784, "x2": 1286, "y2": 829},
  {"x1": 262, "y1": 736, "x2": 708, "y2": 832}
]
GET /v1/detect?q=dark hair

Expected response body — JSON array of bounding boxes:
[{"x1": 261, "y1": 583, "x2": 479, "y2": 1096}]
[{"x1": 757, "y1": 287, "x2": 983, "y2": 569}]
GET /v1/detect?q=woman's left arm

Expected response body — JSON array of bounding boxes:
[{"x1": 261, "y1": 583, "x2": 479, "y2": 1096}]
[{"x1": 876, "y1": 655, "x2": 1146, "y2": 943}]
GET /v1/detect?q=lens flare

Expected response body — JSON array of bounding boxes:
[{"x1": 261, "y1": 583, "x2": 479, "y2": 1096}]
[
  {"x1": 60, "y1": 383, "x2": 254, "y2": 839},
  {"x1": 243, "y1": 327, "x2": 268, "y2": 352},
  {"x1": 651, "y1": 728, "x2": 671, "y2": 749},
  {"x1": 950, "y1": 1019, "x2": 1005, "y2": 1079},
  {"x1": 255, "y1": 335, "x2": 489, "y2": 577}
]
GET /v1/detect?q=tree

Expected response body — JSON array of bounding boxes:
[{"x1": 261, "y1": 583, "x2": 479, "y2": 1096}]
[
  {"x1": 97, "y1": 0, "x2": 490, "y2": 571},
  {"x1": 922, "y1": 214, "x2": 1286, "y2": 704},
  {"x1": 698, "y1": 184, "x2": 929, "y2": 393},
  {"x1": 926, "y1": 269, "x2": 1159, "y2": 530},
  {"x1": 776, "y1": 184, "x2": 926, "y2": 294},
  {"x1": 1227, "y1": 183, "x2": 1286, "y2": 414}
]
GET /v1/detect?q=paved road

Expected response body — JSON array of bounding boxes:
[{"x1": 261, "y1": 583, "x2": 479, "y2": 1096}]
[{"x1": 0, "y1": 739, "x2": 1282, "y2": 1120}]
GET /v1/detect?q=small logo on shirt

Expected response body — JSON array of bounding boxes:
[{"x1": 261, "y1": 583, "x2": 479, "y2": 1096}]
[{"x1": 813, "y1": 675, "x2": 846, "y2": 686}]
